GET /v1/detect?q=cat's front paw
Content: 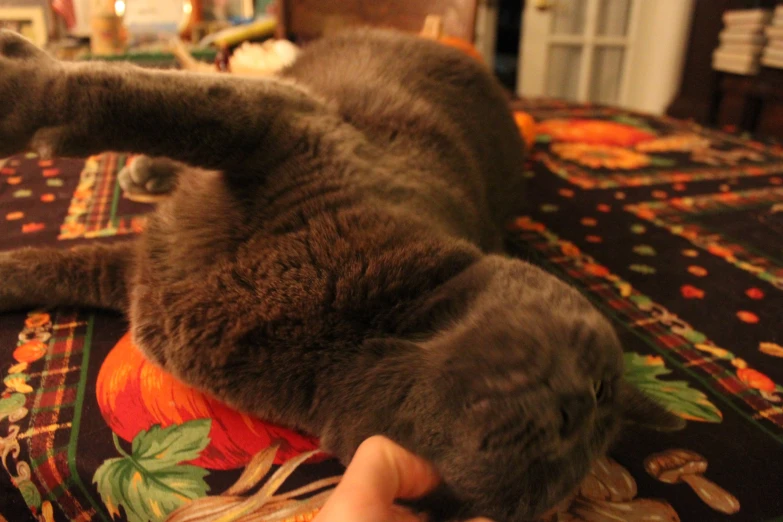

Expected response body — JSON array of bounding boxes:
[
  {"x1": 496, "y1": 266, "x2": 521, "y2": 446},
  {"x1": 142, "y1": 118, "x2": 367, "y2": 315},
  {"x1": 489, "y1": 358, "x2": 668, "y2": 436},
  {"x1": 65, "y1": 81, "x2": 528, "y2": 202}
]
[
  {"x1": 0, "y1": 30, "x2": 59, "y2": 157},
  {"x1": 118, "y1": 156, "x2": 180, "y2": 202}
]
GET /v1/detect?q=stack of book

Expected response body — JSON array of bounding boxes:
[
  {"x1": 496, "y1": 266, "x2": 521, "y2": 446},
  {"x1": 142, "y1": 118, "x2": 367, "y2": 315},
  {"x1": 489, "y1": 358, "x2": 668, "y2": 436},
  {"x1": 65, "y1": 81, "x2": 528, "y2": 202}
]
[
  {"x1": 762, "y1": 5, "x2": 783, "y2": 69},
  {"x1": 713, "y1": 8, "x2": 771, "y2": 75}
]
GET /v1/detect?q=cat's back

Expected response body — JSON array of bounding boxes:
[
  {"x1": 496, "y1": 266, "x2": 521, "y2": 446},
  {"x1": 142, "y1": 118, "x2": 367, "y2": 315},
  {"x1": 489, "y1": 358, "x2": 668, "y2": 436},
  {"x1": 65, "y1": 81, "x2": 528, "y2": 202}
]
[
  {"x1": 281, "y1": 29, "x2": 527, "y2": 228},
  {"x1": 280, "y1": 28, "x2": 518, "y2": 153},
  {"x1": 281, "y1": 29, "x2": 498, "y2": 129}
]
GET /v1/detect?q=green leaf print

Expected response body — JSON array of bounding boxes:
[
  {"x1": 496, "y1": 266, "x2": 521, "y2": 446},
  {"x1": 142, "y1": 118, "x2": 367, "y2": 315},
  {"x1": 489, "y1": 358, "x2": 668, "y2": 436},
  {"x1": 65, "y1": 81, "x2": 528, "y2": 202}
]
[
  {"x1": 0, "y1": 392, "x2": 26, "y2": 421},
  {"x1": 649, "y1": 156, "x2": 677, "y2": 168},
  {"x1": 681, "y1": 329, "x2": 707, "y2": 345},
  {"x1": 612, "y1": 114, "x2": 657, "y2": 132},
  {"x1": 629, "y1": 264, "x2": 657, "y2": 275},
  {"x1": 17, "y1": 480, "x2": 42, "y2": 510},
  {"x1": 624, "y1": 353, "x2": 722, "y2": 423},
  {"x1": 131, "y1": 421, "x2": 212, "y2": 472},
  {"x1": 94, "y1": 419, "x2": 211, "y2": 522},
  {"x1": 632, "y1": 245, "x2": 657, "y2": 256}
]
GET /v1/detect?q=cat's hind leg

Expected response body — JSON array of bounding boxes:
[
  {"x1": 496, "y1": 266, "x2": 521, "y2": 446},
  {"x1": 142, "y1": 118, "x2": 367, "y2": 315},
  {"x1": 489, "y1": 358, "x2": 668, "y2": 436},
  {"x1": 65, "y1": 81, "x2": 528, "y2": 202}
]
[{"x1": 0, "y1": 242, "x2": 134, "y2": 313}]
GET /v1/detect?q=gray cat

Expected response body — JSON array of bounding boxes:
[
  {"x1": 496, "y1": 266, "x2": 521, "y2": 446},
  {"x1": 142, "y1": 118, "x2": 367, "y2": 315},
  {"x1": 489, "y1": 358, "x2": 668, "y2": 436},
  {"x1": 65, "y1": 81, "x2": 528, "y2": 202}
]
[{"x1": 0, "y1": 28, "x2": 683, "y2": 521}]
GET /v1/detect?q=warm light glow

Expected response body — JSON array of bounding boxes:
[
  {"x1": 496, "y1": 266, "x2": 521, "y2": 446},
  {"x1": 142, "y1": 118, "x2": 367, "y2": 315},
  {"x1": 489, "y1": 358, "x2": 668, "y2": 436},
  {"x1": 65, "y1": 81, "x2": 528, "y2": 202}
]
[
  {"x1": 183, "y1": 0, "x2": 193, "y2": 15},
  {"x1": 114, "y1": 0, "x2": 125, "y2": 16}
]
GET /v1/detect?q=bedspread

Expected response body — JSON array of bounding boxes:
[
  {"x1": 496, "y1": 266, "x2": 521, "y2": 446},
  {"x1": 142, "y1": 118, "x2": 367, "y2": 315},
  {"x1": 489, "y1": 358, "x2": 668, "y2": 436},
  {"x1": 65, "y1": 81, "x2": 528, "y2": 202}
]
[{"x1": 1, "y1": 100, "x2": 782, "y2": 522}]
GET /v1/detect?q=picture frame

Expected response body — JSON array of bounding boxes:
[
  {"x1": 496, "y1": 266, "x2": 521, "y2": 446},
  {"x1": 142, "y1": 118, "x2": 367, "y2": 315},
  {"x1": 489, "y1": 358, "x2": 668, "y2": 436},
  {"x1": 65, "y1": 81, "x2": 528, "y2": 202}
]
[{"x1": 0, "y1": 6, "x2": 48, "y2": 47}]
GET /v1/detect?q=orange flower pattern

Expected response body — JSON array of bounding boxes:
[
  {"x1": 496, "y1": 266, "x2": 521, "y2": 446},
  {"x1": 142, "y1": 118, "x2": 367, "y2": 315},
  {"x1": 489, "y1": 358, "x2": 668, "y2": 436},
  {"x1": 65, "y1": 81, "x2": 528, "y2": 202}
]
[
  {"x1": 537, "y1": 119, "x2": 656, "y2": 146},
  {"x1": 552, "y1": 143, "x2": 652, "y2": 170},
  {"x1": 527, "y1": 105, "x2": 783, "y2": 188},
  {"x1": 635, "y1": 133, "x2": 711, "y2": 152}
]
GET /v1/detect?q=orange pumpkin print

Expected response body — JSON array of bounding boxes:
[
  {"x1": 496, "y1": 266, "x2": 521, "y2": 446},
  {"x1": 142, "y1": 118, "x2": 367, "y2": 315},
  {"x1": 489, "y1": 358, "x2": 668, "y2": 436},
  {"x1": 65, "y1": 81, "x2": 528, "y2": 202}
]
[
  {"x1": 560, "y1": 242, "x2": 581, "y2": 257},
  {"x1": 737, "y1": 368, "x2": 775, "y2": 392},
  {"x1": 13, "y1": 340, "x2": 48, "y2": 363},
  {"x1": 745, "y1": 288, "x2": 764, "y2": 300},
  {"x1": 736, "y1": 311, "x2": 759, "y2": 324},
  {"x1": 25, "y1": 313, "x2": 50, "y2": 328},
  {"x1": 551, "y1": 143, "x2": 652, "y2": 170},
  {"x1": 59, "y1": 222, "x2": 86, "y2": 237},
  {"x1": 514, "y1": 112, "x2": 537, "y2": 150},
  {"x1": 680, "y1": 285, "x2": 705, "y2": 299},
  {"x1": 96, "y1": 333, "x2": 322, "y2": 469},
  {"x1": 759, "y1": 342, "x2": 783, "y2": 358},
  {"x1": 536, "y1": 119, "x2": 656, "y2": 147},
  {"x1": 707, "y1": 244, "x2": 733, "y2": 258},
  {"x1": 509, "y1": 217, "x2": 545, "y2": 232},
  {"x1": 584, "y1": 263, "x2": 610, "y2": 277},
  {"x1": 688, "y1": 266, "x2": 708, "y2": 277},
  {"x1": 22, "y1": 223, "x2": 45, "y2": 233}
]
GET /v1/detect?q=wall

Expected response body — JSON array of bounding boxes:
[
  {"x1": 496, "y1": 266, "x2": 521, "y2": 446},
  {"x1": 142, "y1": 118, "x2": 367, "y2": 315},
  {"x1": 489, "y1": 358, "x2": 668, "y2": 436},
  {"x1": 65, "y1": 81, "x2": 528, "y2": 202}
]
[
  {"x1": 622, "y1": 0, "x2": 696, "y2": 115},
  {"x1": 474, "y1": 0, "x2": 499, "y2": 69}
]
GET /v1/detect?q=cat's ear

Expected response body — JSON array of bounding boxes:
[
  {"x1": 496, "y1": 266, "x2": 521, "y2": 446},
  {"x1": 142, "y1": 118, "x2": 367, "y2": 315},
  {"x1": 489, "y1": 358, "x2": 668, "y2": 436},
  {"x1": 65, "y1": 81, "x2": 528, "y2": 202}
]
[{"x1": 618, "y1": 382, "x2": 686, "y2": 432}]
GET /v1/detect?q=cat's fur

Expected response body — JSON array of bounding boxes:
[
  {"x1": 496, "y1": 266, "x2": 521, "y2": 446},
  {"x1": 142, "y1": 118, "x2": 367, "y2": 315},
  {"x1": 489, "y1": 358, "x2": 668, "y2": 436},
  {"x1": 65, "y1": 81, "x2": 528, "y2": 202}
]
[{"x1": 0, "y1": 29, "x2": 683, "y2": 521}]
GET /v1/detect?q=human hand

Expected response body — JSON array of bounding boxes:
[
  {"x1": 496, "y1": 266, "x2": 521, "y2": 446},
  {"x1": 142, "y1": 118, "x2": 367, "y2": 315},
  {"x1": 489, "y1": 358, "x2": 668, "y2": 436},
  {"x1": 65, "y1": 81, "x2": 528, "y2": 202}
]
[{"x1": 314, "y1": 435, "x2": 494, "y2": 522}]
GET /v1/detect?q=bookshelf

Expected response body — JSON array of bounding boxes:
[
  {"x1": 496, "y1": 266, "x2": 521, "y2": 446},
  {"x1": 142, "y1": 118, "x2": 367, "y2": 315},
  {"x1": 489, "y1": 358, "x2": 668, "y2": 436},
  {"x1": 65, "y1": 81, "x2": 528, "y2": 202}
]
[{"x1": 668, "y1": 0, "x2": 783, "y2": 141}]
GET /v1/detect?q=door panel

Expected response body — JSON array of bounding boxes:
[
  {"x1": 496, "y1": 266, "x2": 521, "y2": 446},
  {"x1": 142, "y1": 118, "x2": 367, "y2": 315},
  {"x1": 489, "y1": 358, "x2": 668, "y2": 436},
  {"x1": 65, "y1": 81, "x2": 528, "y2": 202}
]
[
  {"x1": 546, "y1": 44, "x2": 583, "y2": 99},
  {"x1": 518, "y1": 0, "x2": 638, "y2": 105},
  {"x1": 591, "y1": 45, "x2": 625, "y2": 103}
]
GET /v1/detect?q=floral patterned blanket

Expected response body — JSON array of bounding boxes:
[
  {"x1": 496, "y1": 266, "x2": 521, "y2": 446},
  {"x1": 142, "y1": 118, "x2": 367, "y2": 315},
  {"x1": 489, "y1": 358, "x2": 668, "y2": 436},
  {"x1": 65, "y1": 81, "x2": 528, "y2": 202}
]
[{"x1": 1, "y1": 99, "x2": 782, "y2": 522}]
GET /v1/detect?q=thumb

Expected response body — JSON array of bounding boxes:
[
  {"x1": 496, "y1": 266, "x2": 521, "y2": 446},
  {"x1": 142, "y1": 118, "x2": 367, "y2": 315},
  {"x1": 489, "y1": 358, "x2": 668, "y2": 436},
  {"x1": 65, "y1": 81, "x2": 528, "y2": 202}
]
[{"x1": 315, "y1": 436, "x2": 440, "y2": 522}]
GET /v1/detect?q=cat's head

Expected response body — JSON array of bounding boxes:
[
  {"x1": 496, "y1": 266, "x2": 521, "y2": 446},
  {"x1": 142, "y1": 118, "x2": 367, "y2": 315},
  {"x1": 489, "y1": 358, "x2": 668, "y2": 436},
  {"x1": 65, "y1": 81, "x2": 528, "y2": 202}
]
[{"x1": 395, "y1": 255, "x2": 684, "y2": 521}]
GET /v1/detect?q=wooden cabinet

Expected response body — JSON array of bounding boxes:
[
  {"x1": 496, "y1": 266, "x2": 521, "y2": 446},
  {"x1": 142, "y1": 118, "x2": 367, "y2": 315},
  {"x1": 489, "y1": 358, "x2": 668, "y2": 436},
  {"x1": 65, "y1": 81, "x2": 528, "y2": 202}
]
[
  {"x1": 275, "y1": 0, "x2": 478, "y2": 43},
  {"x1": 667, "y1": 0, "x2": 783, "y2": 141}
]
